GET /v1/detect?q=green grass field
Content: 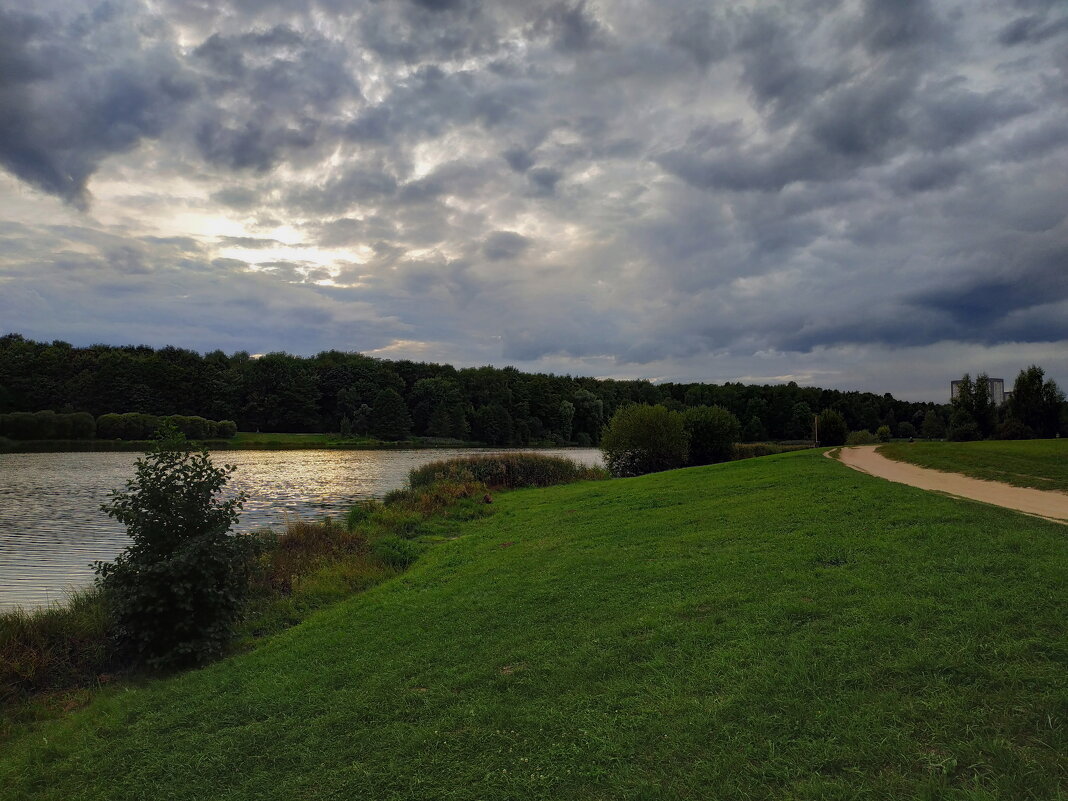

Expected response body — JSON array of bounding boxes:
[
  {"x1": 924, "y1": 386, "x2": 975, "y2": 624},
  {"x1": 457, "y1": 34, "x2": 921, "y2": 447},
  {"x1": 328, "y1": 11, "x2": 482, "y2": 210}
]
[
  {"x1": 879, "y1": 439, "x2": 1068, "y2": 493},
  {"x1": 1, "y1": 451, "x2": 1065, "y2": 799}
]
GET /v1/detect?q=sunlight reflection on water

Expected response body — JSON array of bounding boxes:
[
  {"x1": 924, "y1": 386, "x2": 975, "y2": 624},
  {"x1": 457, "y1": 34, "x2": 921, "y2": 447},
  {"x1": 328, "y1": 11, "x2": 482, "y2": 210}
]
[{"x1": 0, "y1": 447, "x2": 602, "y2": 611}]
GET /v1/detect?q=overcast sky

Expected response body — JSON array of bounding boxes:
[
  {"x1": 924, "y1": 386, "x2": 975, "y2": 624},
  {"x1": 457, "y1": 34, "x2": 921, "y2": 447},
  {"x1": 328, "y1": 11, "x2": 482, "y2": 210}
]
[{"x1": 0, "y1": 0, "x2": 1065, "y2": 401}]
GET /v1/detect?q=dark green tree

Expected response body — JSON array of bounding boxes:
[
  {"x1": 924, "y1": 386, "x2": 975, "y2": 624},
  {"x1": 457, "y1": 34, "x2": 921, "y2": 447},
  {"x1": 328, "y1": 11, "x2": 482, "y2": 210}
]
[
  {"x1": 921, "y1": 409, "x2": 945, "y2": 439},
  {"x1": 1008, "y1": 365, "x2": 1064, "y2": 438},
  {"x1": 472, "y1": 403, "x2": 514, "y2": 446},
  {"x1": 817, "y1": 409, "x2": 848, "y2": 446},
  {"x1": 683, "y1": 405, "x2": 741, "y2": 464},
  {"x1": 369, "y1": 389, "x2": 412, "y2": 440},
  {"x1": 601, "y1": 404, "x2": 689, "y2": 477}
]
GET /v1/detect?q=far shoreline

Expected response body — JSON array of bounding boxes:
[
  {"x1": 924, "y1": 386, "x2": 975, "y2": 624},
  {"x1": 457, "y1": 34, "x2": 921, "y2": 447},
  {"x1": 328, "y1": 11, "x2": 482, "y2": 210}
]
[{"x1": 0, "y1": 434, "x2": 597, "y2": 454}]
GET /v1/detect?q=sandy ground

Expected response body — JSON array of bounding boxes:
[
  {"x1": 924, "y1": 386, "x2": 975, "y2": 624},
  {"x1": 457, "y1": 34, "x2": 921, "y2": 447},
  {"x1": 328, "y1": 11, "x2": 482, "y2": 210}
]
[{"x1": 830, "y1": 445, "x2": 1068, "y2": 525}]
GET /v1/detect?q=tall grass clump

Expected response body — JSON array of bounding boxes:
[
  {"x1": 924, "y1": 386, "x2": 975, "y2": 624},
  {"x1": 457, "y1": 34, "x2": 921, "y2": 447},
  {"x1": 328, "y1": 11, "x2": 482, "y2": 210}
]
[
  {"x1": 0, "y1": 589, "x2": 115, "y2": 707},
  {"x1": 408, "y1": 453, "x2": 607, "y2": 490}
]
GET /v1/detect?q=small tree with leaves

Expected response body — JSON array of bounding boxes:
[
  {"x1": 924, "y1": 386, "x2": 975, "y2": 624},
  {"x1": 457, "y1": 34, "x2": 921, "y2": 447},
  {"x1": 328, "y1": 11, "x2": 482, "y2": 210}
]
[{"x1": 95, "y1": 425, "x2": 250, "y2": 668}]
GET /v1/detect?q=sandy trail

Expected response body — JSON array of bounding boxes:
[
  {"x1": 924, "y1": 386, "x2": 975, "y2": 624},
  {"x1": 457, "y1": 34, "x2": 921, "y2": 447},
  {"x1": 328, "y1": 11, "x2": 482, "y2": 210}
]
[{"x1": 830, "y1": 445, "x2": 1068, "y2": 525}]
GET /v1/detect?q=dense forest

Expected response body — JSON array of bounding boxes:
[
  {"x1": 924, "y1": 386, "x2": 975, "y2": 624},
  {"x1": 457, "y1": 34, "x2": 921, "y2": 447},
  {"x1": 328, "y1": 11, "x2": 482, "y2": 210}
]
[{"x1": 0, "y1": 333, "x2": 946, "y2": 445}]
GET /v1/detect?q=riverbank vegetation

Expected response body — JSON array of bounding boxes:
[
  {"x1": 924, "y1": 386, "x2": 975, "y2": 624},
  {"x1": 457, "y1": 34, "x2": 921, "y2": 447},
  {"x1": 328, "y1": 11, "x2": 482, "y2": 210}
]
[
  {"x1": 0, "y1": 333, "x2": 952, "y2": 447},
  {"x1": 878, "y1": 439, "x2": 1068, "y2": 493},
  {"x1": 1, "y1": 450, "x2": 604, "y2": 729},
  {"x1": 1, "y1": 450, "x2": 1064, "y2": 798}
]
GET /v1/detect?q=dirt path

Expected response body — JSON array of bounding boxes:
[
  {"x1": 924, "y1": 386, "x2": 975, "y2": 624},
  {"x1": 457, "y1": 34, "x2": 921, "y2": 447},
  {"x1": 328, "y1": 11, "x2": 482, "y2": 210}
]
[{"x1": 830, "y1": 446, "x2": 1068, "y2": 525}]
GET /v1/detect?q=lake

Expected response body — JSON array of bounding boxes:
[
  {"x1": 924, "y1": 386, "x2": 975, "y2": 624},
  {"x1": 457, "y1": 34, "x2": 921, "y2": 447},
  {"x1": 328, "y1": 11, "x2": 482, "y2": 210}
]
[{"x1": 0, "y1": 447, "x2": 603, "y2": 611}]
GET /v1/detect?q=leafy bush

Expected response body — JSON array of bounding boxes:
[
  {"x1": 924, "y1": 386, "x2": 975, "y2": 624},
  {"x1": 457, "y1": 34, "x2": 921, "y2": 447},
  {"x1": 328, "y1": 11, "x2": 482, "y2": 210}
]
[
  {"x1": 876, "y1": 425, "x2": 892, "y2": 443},
  {"x1": 817, "y1": 409, "x2": 848, "y2": 446},
  {"x1": 683, "y1": 405, "x2": 741, "y2": 465},
  {"x1": 69, "y1": 412, "x2": 96, "y2": 439},
  {"x1": 215, "y1": 420, "x2": 238, "y2": 439},
  {"x1": 994, "y1": 419, "x2": 1034, "y2": 440},
  {"x1": 600, "y1": 403, "x2": 688, "y2": 477},
  {"x1": 408, "y1": 453, "x2": 606, "y2": 490},
  {"x1": 94, "y1": 426, "x2": 251, "y2": 668},
  {"x1": 897, "y1": 421, "x2": 917, "y2": 439},
  {"x1": 845, "y1": 430, "x2": 879, "y2": 446},
  {"x1": 0, "y1": 411, "x2": 91, "y2": 441}
]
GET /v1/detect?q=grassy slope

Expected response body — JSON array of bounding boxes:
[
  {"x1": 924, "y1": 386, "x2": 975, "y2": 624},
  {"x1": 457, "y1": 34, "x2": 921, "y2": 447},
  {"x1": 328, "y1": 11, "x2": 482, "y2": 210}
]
[
  {"x1": 879, "y1": 439, "x2": 1068, "y2": 493},
  {"x1": 2, "y1": 451, "x2": 1065, "y2": 800}
]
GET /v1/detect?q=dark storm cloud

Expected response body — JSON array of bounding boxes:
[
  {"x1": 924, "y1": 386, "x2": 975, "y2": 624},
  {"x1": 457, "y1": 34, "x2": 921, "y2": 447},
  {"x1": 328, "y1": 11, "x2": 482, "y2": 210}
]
[
  {"x1": 482, "y1": 231, "x2": 531, "y2": 261},
  {"x1": 0, "y1": 0, "x2": 1066, "y2": 396},
  {"x1": 0, "y1": 3, "x2": 196, "y2": 207}
]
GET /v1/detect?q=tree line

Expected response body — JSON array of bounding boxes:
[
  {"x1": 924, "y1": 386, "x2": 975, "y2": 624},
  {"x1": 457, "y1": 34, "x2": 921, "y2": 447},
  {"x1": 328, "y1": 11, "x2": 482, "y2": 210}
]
[
  {"x1": 0, "y1": 333, "x2": 957, "y2": 444},
  {"x1": 947, "y1": 368, "x2": 1066, "y2": 441}
]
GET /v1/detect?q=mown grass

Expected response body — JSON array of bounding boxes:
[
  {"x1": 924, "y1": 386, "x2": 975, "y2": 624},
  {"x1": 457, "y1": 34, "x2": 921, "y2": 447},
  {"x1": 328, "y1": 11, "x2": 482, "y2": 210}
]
[
  {"x1": 1, "y1": 450, "x2": 1064, "y2": 799},
  {"x1": 879, "y1": 438, "x2": 1068, "y2": 493}
]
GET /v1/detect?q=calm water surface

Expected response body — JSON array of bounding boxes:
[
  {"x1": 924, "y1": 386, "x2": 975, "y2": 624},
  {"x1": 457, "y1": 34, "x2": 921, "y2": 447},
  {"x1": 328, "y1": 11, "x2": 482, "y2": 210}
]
[{"x1": 0, "y1": 448, "x2": 602, "y2": 611}]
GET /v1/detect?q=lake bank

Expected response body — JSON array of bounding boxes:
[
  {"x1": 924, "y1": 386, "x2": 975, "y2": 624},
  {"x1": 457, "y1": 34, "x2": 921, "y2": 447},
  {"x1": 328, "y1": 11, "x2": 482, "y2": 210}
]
[{"x1": 0, "y1": 447, "x2": 604, "y2": 611}]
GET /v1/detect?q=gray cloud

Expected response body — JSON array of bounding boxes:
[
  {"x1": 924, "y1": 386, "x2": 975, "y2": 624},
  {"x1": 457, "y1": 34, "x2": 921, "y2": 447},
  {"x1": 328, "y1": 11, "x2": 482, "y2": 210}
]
[
  {"x1": 0, "y1": 3, "x2": 195, "y2": 207},
  {"x1": 0, "y1": 0, "x2": 1065, "y2": 398},
  {"x1": 482, "y1": 231, "x2": 532, "y2": 261}
]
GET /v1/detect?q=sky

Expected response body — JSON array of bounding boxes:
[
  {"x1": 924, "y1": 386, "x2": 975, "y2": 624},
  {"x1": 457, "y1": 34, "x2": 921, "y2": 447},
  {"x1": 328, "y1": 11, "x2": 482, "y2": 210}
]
[{"x1": 0, "y1": 0, "x2": 1065, "y2": 402}]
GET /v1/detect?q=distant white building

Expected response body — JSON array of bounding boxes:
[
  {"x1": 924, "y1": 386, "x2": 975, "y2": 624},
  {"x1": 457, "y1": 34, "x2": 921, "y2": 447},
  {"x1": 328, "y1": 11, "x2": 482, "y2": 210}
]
[{"x1": 951, "y1": 377, "x2": 1006, "y2": 405}]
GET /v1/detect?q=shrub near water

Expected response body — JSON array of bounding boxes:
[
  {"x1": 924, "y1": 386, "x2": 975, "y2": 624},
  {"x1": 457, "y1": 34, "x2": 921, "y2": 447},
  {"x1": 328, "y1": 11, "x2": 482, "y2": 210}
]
[{"x1": 95, "y1": 426, "x2": 252, "y2": 669}]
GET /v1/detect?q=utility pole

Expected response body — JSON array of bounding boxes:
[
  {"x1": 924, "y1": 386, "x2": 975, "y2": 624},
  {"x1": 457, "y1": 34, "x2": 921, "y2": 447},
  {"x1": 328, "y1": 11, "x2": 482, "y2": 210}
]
[{"x1": 813, "y1": 413, "x2": 819, "y2": 448}]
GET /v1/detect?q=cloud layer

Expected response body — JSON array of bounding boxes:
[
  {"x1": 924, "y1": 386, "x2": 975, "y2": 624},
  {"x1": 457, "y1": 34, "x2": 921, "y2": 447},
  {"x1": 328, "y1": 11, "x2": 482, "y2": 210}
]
[{"x1": 0, "y1": 0, "x2": 1065, "y2": 399}]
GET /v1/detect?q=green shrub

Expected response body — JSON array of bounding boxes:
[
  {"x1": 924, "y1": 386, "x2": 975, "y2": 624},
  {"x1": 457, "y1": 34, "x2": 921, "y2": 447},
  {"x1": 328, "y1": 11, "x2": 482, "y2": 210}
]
[
  {"x1": 371, "y1": 537, "x2": 421, "y2": 570},
  {"x1": 817, "y1": 409, "x2": 848, "y2": 446},
  {"x1": 845, "y1": 430, "x2": 879, "y2": 446},
  {"x1": 216, "y1": 420, "x2": 238, "y2": 439},
  {"x1": 0, "y1": 412, "x2": 39, "y2": 440},
  {"x1": 408, "y1": 453, "x2": 605, "y2": 490},
  {"x1": 876, "y1": 425, "x2": 892, "y2": 443},
  {"x1": 94, "y1": 426, "x2": 251, "y2": 668},
  {"x1": 600, "y1": 403, "x2": 688, "y2": 477},
  {"x1": 897, "y1": 421, "x2": 917, "y2": 439},
  {"x1": 683, "y1": 405, "x2": 741, "y2": 465},
  {"x1": 69, "y1": 412, "x2": 96, "y2": 439},
  {"x1": 994, "y1": 419, "x2": 1034, "y2": 440}
]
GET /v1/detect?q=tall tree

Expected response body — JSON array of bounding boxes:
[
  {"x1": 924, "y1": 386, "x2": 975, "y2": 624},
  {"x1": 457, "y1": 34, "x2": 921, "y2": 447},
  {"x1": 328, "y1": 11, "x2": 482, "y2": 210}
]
[
  {"x1": 369, "y1": 389, "x2": 412, "y2": 441},
  {"x1": 1008, "y1": 365, "x2": 1064, "y2": 438}
]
